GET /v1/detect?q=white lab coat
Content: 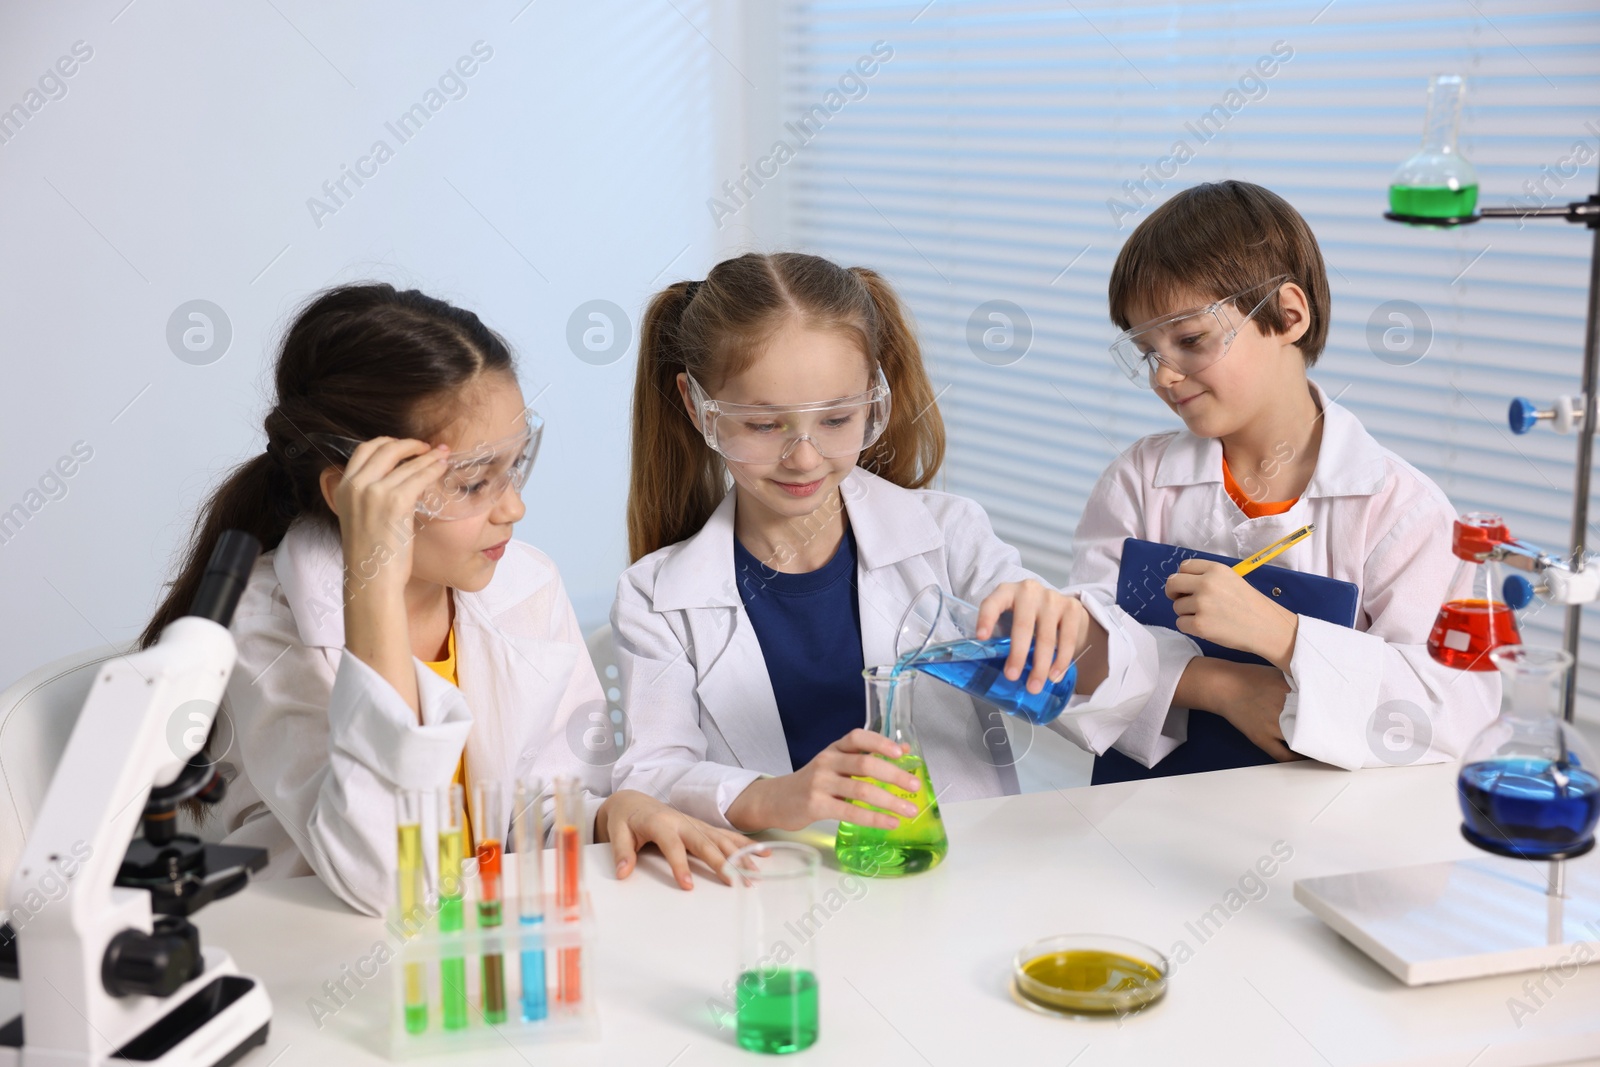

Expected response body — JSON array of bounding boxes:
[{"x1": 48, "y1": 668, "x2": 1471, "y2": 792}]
[
  {"x1": 610, "y1": 467, "x2": 1160, "y2": 829},
  {"x1": 206, "y1": 516, "x2": 610, "y2": 916},
  {"x1": 1070, "y1": 380, "x2": 1499, "y2": 770}
]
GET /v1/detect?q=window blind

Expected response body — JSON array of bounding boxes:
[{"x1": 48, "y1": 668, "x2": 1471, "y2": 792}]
[{"x1": 779, "y1": 0, "x2": 1600, "y2": 720}]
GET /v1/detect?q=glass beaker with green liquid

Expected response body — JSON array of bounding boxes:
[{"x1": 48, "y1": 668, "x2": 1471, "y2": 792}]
[
  {"x1": 835, "y1": 666, "x2": 950, "y2": 878},
  {"x1": 722, "y1": 842, "x2": 821, "y2": 1055},
  {"x1": 1389, "y1": 74, "x2": 1479, "y2": 221}
]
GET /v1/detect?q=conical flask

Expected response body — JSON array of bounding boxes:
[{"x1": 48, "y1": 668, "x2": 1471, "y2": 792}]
[
  {"x1": 1458, "y1": 645, "x2": 1599, "y2": 860},
  {"x1": 835, "y1": 666, "x2": 949, "y2": 878},
  {"x1": 1389, "y1": 74, "x2": 1479, "y2": 221},
  {"x1": 1427, "y1": 513, "x2": 1521, "y2": 670}
]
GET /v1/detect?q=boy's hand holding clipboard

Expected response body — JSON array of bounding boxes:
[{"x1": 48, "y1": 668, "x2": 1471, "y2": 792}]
[
  {"x1": 1165, "y1": 524, "x2": 1315, "y2": 671},
  {"x1": 1116, "y1": 525, "x2": 1359, "y2": 669}
]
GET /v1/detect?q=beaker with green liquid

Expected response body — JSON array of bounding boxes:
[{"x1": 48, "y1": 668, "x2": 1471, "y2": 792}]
[
  {"x1": 835, "y1": 665, "x2": 949, "y2": 878},
  {"x1": 1389, "y1": 74, "x2": 1478, "y2": 222},
  {"x1": 723, "y1": 842, "x2": 821, "y2": 1055}
]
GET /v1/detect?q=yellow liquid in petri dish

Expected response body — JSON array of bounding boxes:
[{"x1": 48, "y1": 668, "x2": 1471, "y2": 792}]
[{"x1": 1017, "y1": 949, "x2": 1165, "y2": 1015}]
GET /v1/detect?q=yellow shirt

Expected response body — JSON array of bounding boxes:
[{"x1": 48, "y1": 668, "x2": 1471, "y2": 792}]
[{"x1": 422, "y1": 626, "x2": 473, "y2": 849}]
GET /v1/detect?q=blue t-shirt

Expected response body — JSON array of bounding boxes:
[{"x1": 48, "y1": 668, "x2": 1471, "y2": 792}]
[{"x1": 733, "y1": 525, "x2": 866, "y2": 771}]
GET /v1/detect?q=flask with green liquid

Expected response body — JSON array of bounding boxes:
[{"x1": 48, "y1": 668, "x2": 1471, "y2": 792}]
[
  {"x1": 1389, "y1": 74, "x2": 1478, "y2": 222},
  {"x1": 835, "y1": 665, "x2": 949, "y2": 878}
]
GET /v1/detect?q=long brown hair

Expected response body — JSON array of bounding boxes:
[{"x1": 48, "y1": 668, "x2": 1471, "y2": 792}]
[
  {"x1": 139, "y1": 283, "x2": 516, "y2": 651},
  {"x1": 627, "y1": 252, "x2": 944, "y2": 561}
]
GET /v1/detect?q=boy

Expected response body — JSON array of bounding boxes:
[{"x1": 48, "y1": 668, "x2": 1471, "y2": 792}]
[{"x1": 1072, "y1": 180, "x2": 1497, "y2": 781}]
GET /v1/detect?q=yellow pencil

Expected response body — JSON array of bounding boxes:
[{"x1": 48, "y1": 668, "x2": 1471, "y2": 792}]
[{"x1": 1233, "y1": 523, "x2": 1315, "y2": 576}]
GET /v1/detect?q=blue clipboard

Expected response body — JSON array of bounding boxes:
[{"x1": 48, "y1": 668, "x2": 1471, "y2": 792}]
[
  {"x1": 1114, "y1": 536, "x2": 1359, "y2": 665},
  {"x1": 1093, "y1": 536, "x2": 1360, "y2": 783}
]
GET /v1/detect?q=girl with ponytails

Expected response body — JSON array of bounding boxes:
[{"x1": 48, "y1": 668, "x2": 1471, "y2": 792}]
[{"x1": 611, "y1": 253, "x2": 1159, "y2": 834}]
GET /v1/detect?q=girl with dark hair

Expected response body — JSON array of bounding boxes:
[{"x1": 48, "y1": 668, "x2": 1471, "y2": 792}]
[
  {"x1": 146, "y1": 283, "x2": 749, "y2": 915},
  {"x1": 612, "y1": 253, "x2": 1159, "y2": 835}
]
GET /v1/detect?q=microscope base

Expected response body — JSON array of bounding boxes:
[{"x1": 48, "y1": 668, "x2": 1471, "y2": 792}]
[{"x1": 0, "y1": 968, "x2": 270, "y2": 1067}]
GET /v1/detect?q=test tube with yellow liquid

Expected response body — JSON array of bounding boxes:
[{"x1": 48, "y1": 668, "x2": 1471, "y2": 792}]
[
  {"x1": 395, "y1": 788, "x2": 428, "y2": 1034},
  {"x1": 835, "y1": 665, "x2": 948, "y2": 878}
]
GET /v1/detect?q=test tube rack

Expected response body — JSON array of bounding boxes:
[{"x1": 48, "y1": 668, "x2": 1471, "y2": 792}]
[{"x1": 385, "y1": 864, "x2": 597, "y2": 1059}]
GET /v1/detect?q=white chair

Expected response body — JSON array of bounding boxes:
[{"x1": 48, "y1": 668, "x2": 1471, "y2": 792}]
[
  {"x1": 0, "y1": 643, "x2": 129, "y2": 891},
  {"x1": 584, "y1": 623, "x2": 630, "y2": 760}
]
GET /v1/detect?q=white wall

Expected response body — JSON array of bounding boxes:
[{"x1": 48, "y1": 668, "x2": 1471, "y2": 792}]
[{"x1": 0, "y1": 0, "x2": 777, "y2": 688}]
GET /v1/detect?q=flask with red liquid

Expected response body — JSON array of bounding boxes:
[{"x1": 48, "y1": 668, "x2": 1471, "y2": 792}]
[{"x1": 1427, "y1": 512, "x2": 1521, "y2": 670}]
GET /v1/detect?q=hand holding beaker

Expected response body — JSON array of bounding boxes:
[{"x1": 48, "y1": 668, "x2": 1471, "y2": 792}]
[
  {"x1": 900, "y1": 585, "x2": 1081, "y2": 725},
  {"x1": 725, "y1": 729, "x2": 923, "y2": 833},
  {"x1": 974, "y1": 578, "x2": 1091, "y2": 693}
]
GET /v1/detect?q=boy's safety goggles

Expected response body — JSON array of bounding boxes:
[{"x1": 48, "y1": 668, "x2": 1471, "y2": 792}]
[
  {"x1": 310, "y1": 412, "x2": 543, "y2": 521},
  {"x1": 686, "y1": 368, "x2": 893, "y2": 464},
  {"x1": 1109, "y1": 274, "x2": 1289, "y2": 384}
]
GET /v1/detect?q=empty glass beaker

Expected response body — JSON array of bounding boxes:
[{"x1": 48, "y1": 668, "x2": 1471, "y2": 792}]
[
  {"x1": 1427, "y1": 513, "x2": 1520, "y2": 670},
  {"x1": 1389, "y1": 74, "x2": 1479, "y2": 221},
  {"x1": 835, "y1": 666, "x2": 949, "y2": 878},
  {"x1": 896, "y1": 584, "x2": 1077, "y2": 724},
  {"x1": 723, "y1": 842, "x2": 821, "y2": 1055},
  {"x1": 1458, "y1": 646, "x2": 1599, "y2": 859}
]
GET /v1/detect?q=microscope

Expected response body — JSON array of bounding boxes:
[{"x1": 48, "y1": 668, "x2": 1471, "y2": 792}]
[{"x1": 0, "y1": 531, "x2": 273, "y2": 1066}]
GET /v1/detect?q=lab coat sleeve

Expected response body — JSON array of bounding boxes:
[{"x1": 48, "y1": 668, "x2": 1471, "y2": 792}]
[
  {"x1": 225, "y1": 601, "x2": 471, "y2": 917},
  {"x1": 1066, "y1": 452, "x2": 1201, "y2": 766},
  {"x1": 1279, "y1": 489, "x2": 1498, "y2": 769},
  {"x1": 939, "y1": 492, "x2": 1161, "y2": 755},
  {"x1": 608, "y1": 571, "x2": 764, "y2": 830}
]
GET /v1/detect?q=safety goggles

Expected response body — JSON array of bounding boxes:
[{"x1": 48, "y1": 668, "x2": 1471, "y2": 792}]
[
  {"x1": 1109, "y1": 274, "x2": 1289, "y2": 384},
  {"x1": 685, "y1": 368, "x2": 892, "y2": 464},
  {"x1": 310, "y1": 412, "x2": 544, "y2": 521}
]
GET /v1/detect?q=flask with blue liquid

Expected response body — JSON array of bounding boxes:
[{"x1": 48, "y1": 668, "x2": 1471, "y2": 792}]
[
  {"x1": 894, "y1": 585, "x2": 1079, "y2": 726},
  {"x1": 1458, "y1": 645, "x2": 1599, "y2": 860}
]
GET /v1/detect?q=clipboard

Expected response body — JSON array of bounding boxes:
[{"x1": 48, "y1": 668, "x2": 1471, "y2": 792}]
[{"x1": 1114, "y1": 536, "x2": 1360, "y2": 665}]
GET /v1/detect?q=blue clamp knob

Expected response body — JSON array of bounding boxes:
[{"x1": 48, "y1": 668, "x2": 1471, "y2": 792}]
[
  {"x1": 1508, "y1": 397, "x2": 1539, "y2": 435},
  {"x1": 1503, "y1": 574, "x2": 1535, "y2": 610}
]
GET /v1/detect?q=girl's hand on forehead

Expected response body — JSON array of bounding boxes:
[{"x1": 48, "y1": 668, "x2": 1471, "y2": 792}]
[{"x1": 332, "y1": 436, "x2": 451, "y2": 594}]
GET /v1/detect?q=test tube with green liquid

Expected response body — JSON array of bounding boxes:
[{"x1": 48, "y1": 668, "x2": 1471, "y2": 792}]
[
  {"x1": 511, "y1": 778, "x2": 547, "y2": 1022},
  {"x1": 473, "y1": 780, "x2": 510, "y2": 1024},
  {"x1": 437, "y1": 784, "x2": 469, "y2": 1030},
  {"x1": 395, "y1": 789, "x2": 428, "y2": 1035}
]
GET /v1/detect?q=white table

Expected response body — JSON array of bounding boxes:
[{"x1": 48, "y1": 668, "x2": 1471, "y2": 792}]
[{"x1": 188, "y1": 760, "x2": 1600, "y2": 1066}]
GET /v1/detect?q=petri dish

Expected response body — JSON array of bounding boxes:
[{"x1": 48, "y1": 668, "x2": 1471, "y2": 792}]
[{"x1": 1010, "y1": 935, "x2": 1168, "y2": 1018}]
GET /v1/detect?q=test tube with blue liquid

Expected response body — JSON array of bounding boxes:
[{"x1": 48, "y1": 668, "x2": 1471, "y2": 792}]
[{"x1": 511, "y1": 777, "x2": 548, "y2": 1022}]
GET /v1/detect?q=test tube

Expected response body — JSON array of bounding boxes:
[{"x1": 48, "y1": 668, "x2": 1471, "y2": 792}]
[
  {"x1": 436, "y1": 784, "x2": 469, "y2": 1031},
  {"x1": 395, "y1": 789, "x2": 428, "y2": 1035},
  {"x1": 511, "y1": 778, "x2": 548, "y2": 1022},
  {"x1": 473, "y1": 779, "x2": 510, "y2": 1024},
  {"x1": 553, "y1": 775, "x2": 583, "y2": 1007}
]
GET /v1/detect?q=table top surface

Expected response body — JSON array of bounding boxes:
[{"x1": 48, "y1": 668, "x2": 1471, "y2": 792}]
[{"x1": 188, "y1": 760, "x2": 1600, "y2": 1067}]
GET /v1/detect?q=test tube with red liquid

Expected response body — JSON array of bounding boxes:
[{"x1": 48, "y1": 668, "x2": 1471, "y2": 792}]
[
  {"x1": 553, "y1": 775, "x2": 583, "y2": 1007},
  {"x1": 472, "y1": 780, "x2": 509, "y2": 1024}
]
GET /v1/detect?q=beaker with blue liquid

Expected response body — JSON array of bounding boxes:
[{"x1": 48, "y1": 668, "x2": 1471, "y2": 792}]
[
  {"x1": 895, "y1": 585, "x2": 1078, "y2": 725},
  {"x1": 1458, "y1": 646, "x2": 1599, "y2": 860}
]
